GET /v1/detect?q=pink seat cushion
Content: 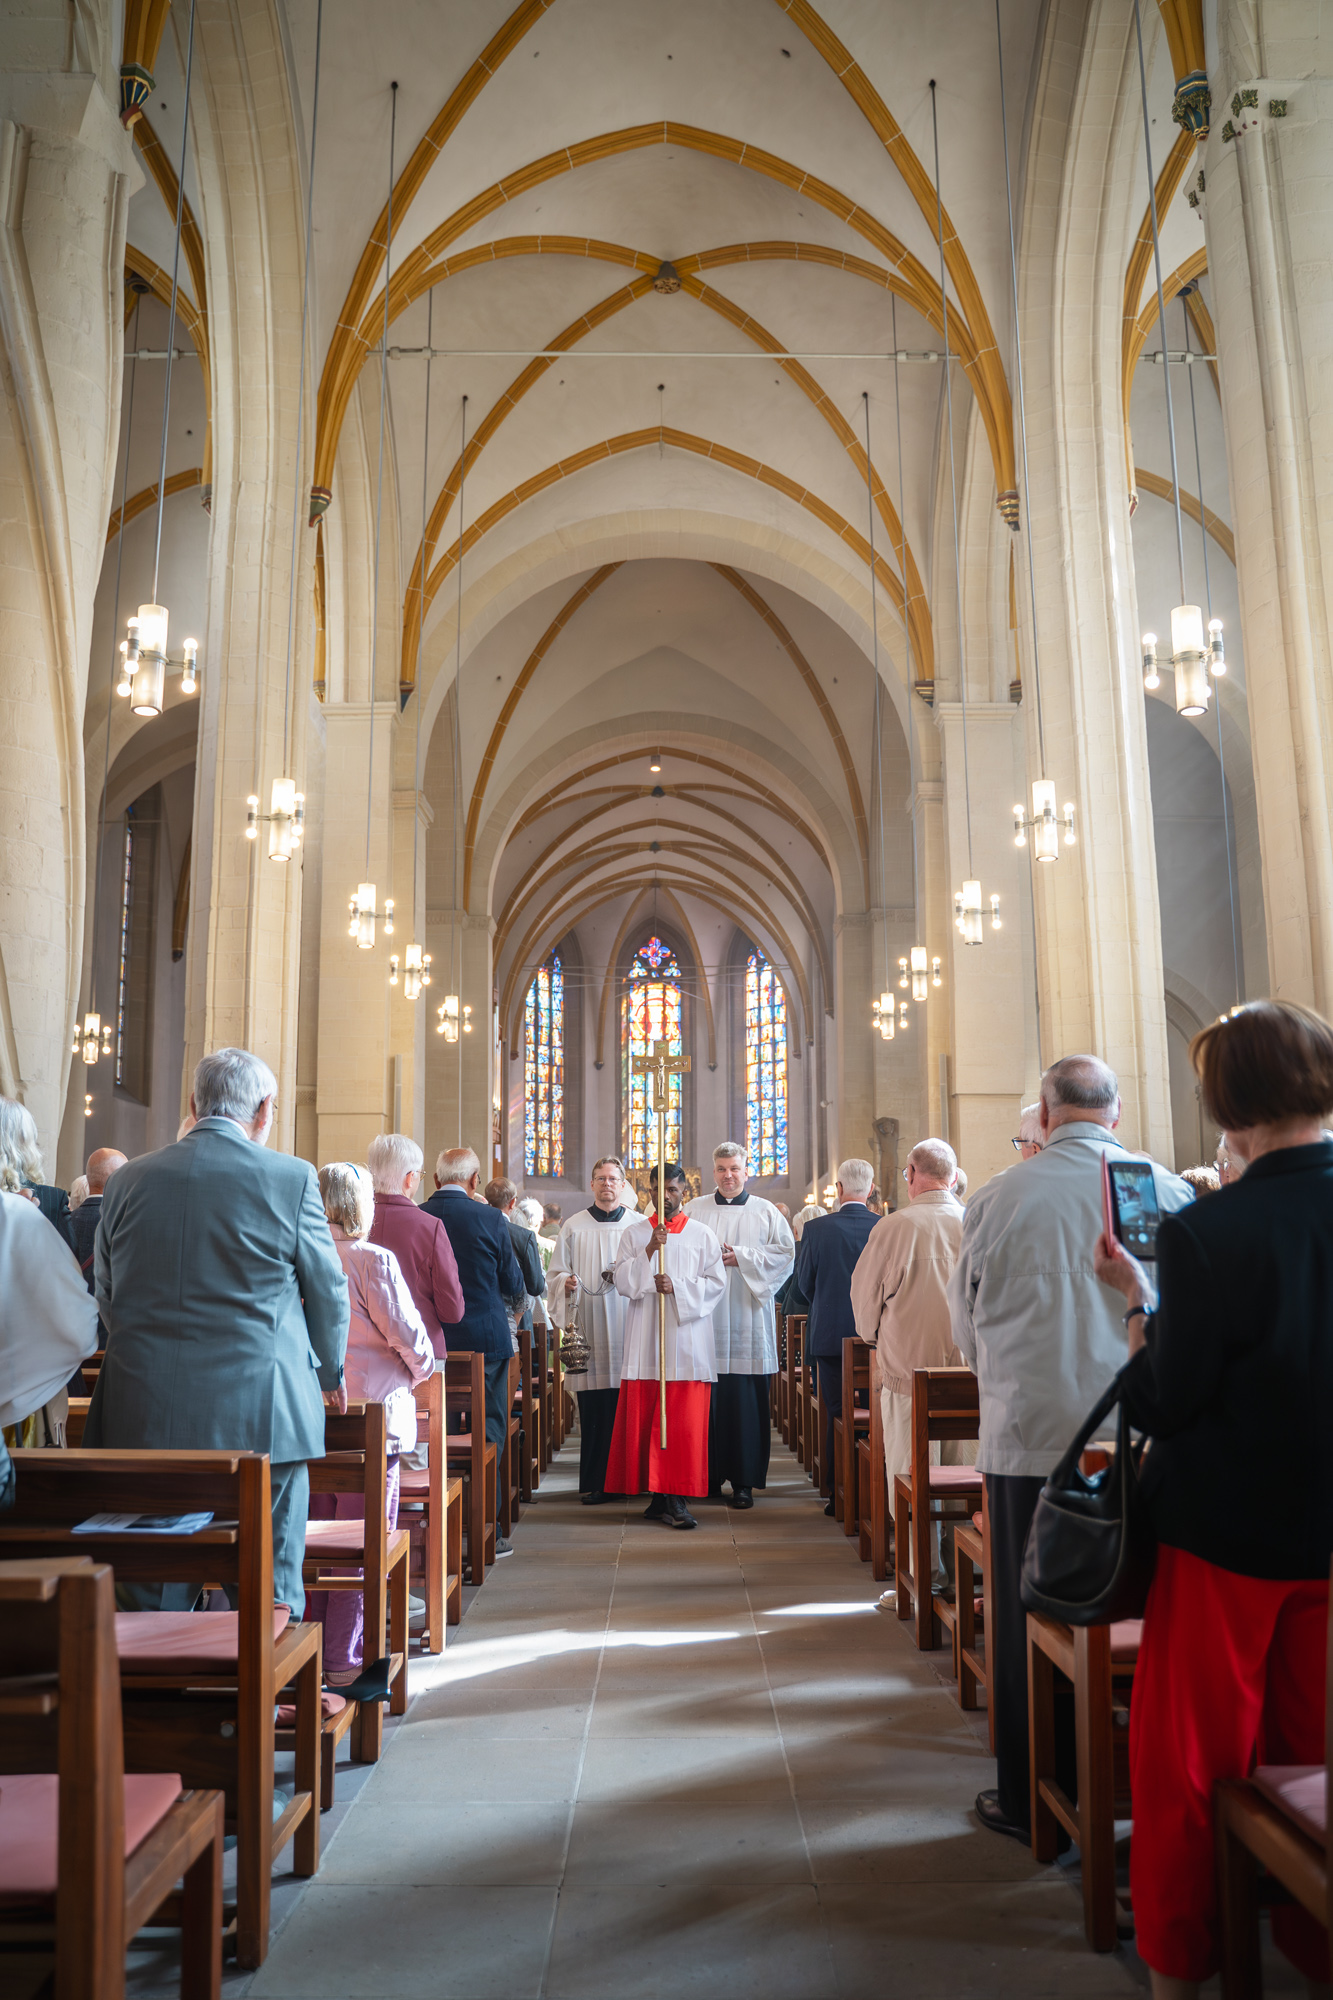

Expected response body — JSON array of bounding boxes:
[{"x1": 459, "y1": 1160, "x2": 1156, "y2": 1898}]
[
  {"x1": 926, "y1": 1465, "x2": 983, "y2": 1493},
  {"x1": 1254, "y1": 1766, "x2": 1327, "y2": 1847},
  {"x1": 115, "y1": 1606, "x2": 290, "y2": 1671},
  {"x1": 0, "y1": 1772, "x2": 182, "y2": 1900},
  {"x1": 971, "y1": 1511, "x2": 984, "y2": 1533},
  {"x1": 304, "y1": 1521, "x2": 366, "y2": 1557},
  {"x1": 275, "y1": 1691, "x2": 347, "y2": 1728},
  {"x1": 1109, "y1": 1618, "x2": 1143, "y2": 1662}
]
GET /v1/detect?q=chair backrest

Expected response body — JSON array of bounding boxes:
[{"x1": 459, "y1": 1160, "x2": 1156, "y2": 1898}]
[
  {"x1": 909, "y1": 1366, "x2": 980, "y2": 1492},
  {"x1": 315, "y1": 1401, "x2": 389, "y2": 1577},
  {"x1": 412, "y1": 1369, "x2": 444, "y2": 1498},
  {"x1": 0, "y1": 1558, "x2": 127, "y2": 1996},
  {"x1": 444, "y1": 1353, "x2": 488, "y2": 1489}
]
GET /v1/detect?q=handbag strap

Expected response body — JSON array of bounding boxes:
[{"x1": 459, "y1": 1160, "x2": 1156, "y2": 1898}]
[{"x1": 1047, "y1": 1366, "x2": 1128, "y2": 1487}]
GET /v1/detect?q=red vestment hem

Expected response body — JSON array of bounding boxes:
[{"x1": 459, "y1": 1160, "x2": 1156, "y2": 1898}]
[{"x1": 605, "y1": 1379, "x2": 712, "y2": 1496}]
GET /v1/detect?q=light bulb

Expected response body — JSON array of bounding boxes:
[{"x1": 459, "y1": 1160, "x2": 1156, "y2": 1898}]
[
  {"x1": 898, "y1": 956, "x2": 909, "y2": 991},
  {"x1": 990, "y1": 893, "x2": 1002, "y2": 930},
  {"x1": 897, "y1": 999, "x2": 909, "y2": 1030},
  {"x1": 80, "y1": 1011, "x2": 102, "y2": 1066},
  {"x1": 1031, "y1": 778, "x2": 1059, "y2": 863},
  {"x1": 116, "y1": 641, "x2": 132, "y2": 698},
  {"x1": 649, "y1": 751, "x2": 662, "y2": 773},
  {"x1": 462, "y1": 1004, "x2": 473, "y2": 1032},
  {"x1": 84, "y1": 1093, "x2": 93, "y2": 1119},
  {"x1": 1142, "y1": 632, "x2": 1160, "y2": 692},
  {"x1": 1208, "y1": 617, "x2": 1226, "y2": 677},
  {"x1": 1013, "y1": 804, "x2": 1027, "y2": 848}
]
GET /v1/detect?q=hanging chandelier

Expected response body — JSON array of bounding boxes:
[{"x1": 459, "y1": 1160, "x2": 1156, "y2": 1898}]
[
  {"x1": 120, "y1": 1, "x2": 201, "y2": 721},
  {"x1": 348, "y1": 81, "x2": 398, "y2": 950},
  {"x1": 436, "y1": 994, "x2": 472, "y2": 1041},
  {"x1": 391, "y1": 943, "x2": 432, "y2": 997},
  {"x1": 1013, "y1": 780, "x2": 1076, "y2": 859},
  {"x1": 73, "y1": 1013, "x2": 114, "y2": 1067},
  {"x1": 245, "y1": 778, "x2": 306, "y2": 859}
]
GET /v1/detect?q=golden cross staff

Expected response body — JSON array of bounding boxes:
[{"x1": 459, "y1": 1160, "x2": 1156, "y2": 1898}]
[{"x1": 630, "y1": 1037, "x2": 691, "y2": 1447}]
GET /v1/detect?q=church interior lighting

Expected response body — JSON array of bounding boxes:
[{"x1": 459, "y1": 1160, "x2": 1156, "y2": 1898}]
[
  {"x1": 73, "y1": 1012, "x2": 113, "y2": 1066},
  {"x1": 911, "y1": 946, "x2": 928, "y2": 1002},
  {"x1": 437, "y1": 994, "x2": 472, "y2": 1041}
]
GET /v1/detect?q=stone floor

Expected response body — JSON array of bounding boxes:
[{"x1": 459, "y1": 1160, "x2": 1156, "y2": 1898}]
[{"x1": 114, "y1": 1434, "x2": 1301, "y2": 2000}]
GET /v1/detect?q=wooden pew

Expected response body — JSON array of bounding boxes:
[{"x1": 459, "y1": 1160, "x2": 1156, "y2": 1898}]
[
  {"x1": 0, "y1": 1558, "x2": 225, "y2": 2000},
  {"x1": 502, "y1": 1351, "x2": 522, "y2": 1535},
  {"x1": 534, "y1": 1318, "x2": 554, "y2": 1469},
  {"x1": 835, "y1": 1338, "x2": 872, "y2": 1534},
  {"x1": 446, "y1": 1352, "x2": 497, "y2": 1583},
  {"x1": 1, "y1": 1449, "x2": 320, "y2": 1970},
  {"x1": 1028, "y1": 1609, "x2": 1140, "y2": 1950},
  {"x1": 893, "y1": 1368, "x2": 983, "y2": 1651},
  {"x1": 791, "y1": 1317, "x2": 814, "y2": 1476},
  {"x1": 517, "y1": 1323, "x2": 541, "y2": 1500},
  {"x1": 952, "y1": 1496, "x2": 992, "y2": 1742},
  {"x1": 397, "y1": 1371, "x2": 463, "y2": 1651},
  {"x1": 856, "y1": 1380, "x2": 890, "y2": 1580},
  {"x1": 303, "y1": 1400, "x2": 410, "y2": 1788},
  {"x1": 1216, "y1": 1565, "x2": 1333, "y2": 1996}
]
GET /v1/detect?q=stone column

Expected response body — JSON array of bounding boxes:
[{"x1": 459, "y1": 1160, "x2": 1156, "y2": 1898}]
[
  {"x1": 832, "y1": 910, "x2": 872, "y2": 1175},
  {"x1": 386, "y1": 779, "x2": 431, "y2": 1145},
  {"x1": 0, "y1": 36, "x2": 135, "y2": 1153},
  {"x1": 1203, "y1": 7, "x2": 1333, "y2": 1007}
]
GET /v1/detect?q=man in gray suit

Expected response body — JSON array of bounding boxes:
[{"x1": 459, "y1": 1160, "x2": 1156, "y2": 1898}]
[{"x1": 86, "y1": 1047, "x2": 349, "y2": 1615}]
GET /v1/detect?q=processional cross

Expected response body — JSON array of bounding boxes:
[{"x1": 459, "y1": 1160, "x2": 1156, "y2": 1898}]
[{"x1": 630, "y1": 1038, "x2": 691, "y2": 1446}]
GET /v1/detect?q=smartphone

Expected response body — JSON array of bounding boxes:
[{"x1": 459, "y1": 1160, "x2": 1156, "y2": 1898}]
[{"x1": 1102, "y1": 1155, "x2": 1162, "y2": 1262}]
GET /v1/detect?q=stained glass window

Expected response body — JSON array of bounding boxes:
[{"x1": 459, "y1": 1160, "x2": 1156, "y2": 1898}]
[
  {"x1": 622, "y1": 935, "x2": 682, "y2": 1168},
  {"x1": 745, "y1": 948, "x2": 788, "y2": 1176},
  {"x1": 524, "y1": 952, "x2": 564, "y2": 1177}
]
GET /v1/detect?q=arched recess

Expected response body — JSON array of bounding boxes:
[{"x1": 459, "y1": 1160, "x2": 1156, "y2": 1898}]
[
  {"x1": 589, "y1": 889, "x2": 717, "y2": 1074},
  {"x1": 516, "y1": 926, "x2": 583, "y2": 1183},
  {"x1": 397, "y1": 242, "x2": 935, "y2": 691},
  {"x1": 106, "y1": 467, "x2": 202, "y2": 542},
  {"x1": 611, "y1": 912, "x2": 699, "y2": 1172},
  {"x1": 320, "y1": 124, "x2": 1008, "y2": 516},
  {"x1": 123, "y1": 247, "x2": 212, "y2": 491},
  {"x1": 1133, "y1": 468, "x2": 1234, "y2": 564}
]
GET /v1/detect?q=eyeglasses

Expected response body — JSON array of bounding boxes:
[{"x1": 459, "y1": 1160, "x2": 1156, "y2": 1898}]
[
  {"x1": 901, "y1": 1166, "x2": 912, "y2": 1181},
  {"x1": 1011, "y1": 1137, "x2": 1043, "y2": 1152}
]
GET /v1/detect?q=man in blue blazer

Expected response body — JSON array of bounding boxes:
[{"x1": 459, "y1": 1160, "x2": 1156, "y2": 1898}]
[
  {"x1": 422, "y1": 1146, "x2": 524, "y2": 1469},
  {"x1": 793, "y1": 1158, "x2": 879, "y2": 1515},
  {"x1": 87, "y1": 1048, "x2": 349, "y2": 1614}
]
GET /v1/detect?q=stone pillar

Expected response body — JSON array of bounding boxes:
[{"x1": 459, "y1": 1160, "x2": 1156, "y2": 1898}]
[
  {"x1": 181, "y1": 1, "x2": 313, "y2": 1150},
  {"x1": 314, "y1": 702, "x2": 398, "y2": 1162},
  {"x1": 386, "y1": 781, "x2": 431, "y2": 1146},
  {"x1": 0, "y1": 41, "x2": 135, "y2": 1153},
  {"x1": 1203, "y1": 9, "x2": 1333, "y2": 1007},
  {"x1": 936, "y1": 703, "x2": 1028, "y2": 1187},
  {"x1": 832, "y1": 910, "x2": 872, "y2": 1175}
]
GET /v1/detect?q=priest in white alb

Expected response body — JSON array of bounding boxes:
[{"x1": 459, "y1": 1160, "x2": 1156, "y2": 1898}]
[
  {"x1": 544, "y1": 1155, "x2": 637, "y2": 1505},
  {"x1": 686, "y1": 1141, "x2": 795, "y2": 1507},
  {"x1": 604, "y1": 1161, "x2": 726, "y2": 1530}
]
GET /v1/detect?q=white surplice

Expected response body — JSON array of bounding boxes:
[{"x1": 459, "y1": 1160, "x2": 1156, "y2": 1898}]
[
  {"x1": 613, "y1": 1217, "x2": 726, "y2": 1383},
  {"x1": 544, "y1": 1206, "x2": 637, "y2": 1393},
  {"x1": 683, "y1": 1193, "x2": 795, "y2": 1375}
]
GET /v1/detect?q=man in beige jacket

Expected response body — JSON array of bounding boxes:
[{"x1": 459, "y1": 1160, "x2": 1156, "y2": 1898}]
[{"x1": 850, "y1": 1138, "x2": 966, "y2": 1578}]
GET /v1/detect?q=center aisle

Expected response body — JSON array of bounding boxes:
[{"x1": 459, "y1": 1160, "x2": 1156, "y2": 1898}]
[{"x1": 250, "y1": 1438, "x2": 1137, "y2": 1999}]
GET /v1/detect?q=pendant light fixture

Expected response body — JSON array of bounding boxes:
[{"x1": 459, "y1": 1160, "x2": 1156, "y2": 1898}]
[
  {"x1": 1180, "y1": 289, "x2": 1242, "y2": 1006},
  {"x1": 120, "y1": 0, "x2": 201, "y2": 718},
  {"x1": 929, "y1": 83, "x2": 995, "y2": 945},
  {"x1": 437, "y1": 395, "x2": 471, "y2": 1057},
  {"x1": 391, "y1": 288, "x2": 436, "y2": 1001},
  {"x1": 1130, "y1": 0, "x2": 1210, "y2": 720},
  {"x1": 245, "y1": 0, "x2": 322, "y2": 862},
  {"x1": 993, "y1": 5, "x2": 1077, "y2": 868},
  {"x1": 347, "y1": 82, "x2": 398, "y2": 949},
  {"x1": 861, "y1": 390, "x2": 894, "y2": 1043}
]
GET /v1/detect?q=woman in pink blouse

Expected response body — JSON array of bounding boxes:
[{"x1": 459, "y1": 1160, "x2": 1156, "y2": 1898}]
[{"x1": 309, "y1": 1162, "x2": 435, "y2": 1686}]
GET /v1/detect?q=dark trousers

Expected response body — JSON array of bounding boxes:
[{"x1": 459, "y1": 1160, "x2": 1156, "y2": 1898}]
[
  {"x1": 708, "y1": 1373, "x2": 773, "y2": 1493},
  {"x1": 577, "y1": 1386, "x2": 620, "y2": 1495},
  {"x1": 987, "y1": 1471, "x2": 1075, "y2": 1826},
  {"x1": 816, "y1": 1357, "x2": 841, "y2": 1497},
  {"x1": 483, "y1": 1351, "x2": 511, "y2": 1448}
]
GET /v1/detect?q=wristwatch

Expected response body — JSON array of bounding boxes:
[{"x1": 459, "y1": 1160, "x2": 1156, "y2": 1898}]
[{"x1": 1123, "y1": 1304, "x2": 1150, "y2": 1326}]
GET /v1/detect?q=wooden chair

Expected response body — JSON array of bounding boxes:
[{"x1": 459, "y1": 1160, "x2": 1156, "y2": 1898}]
[
  {"x1": 1, "y1": 1449, "x2": 320, "y2": 1970},
  {"x1": 397, "y1": 1371, "x2": 463, "y2": 1652},
  {"x1": 953, "y1": 1494, "x2": 993, "y2": 1744},
  {"x1": 517, "y1": 1323, "x2": 541, "y2": 1500},
  {"x1": 446, "y1": 1352, "x2": 497, "y2": 1583},
  {"x1": 835, "y1": 1338, "x2": 872, "y2": 1534},
  {"x1": 546, "y1": 1323, "x2": 565, "y2": 1455},
  {"x1": 0, "y1": 1558, "x2": 225, "y2": 2000},
  {"x1": 302, "y1": 1400, "x2": 410, "y2": 1791},
  {"x1": 1216, "y1": 1563, "x2": 1333, "y2": 1997},
  {"x1": 502, "y1": 1351, "x2": 522, "y2": 1535},
  {"x1": 856, "y1": 1380, "x2": 890, "y2": 1580},
  {"x1": 893, "y1": 1367, "x2": 983, "y2": 1651},
  {"x1": 792, "y1": 1318, "x2": 814, "y2": 1476},
  {"x1": 534, "y1": 1318, "x2": 554, "y2": 1468},
  {"x1": 1028, "y1": 1609, "x2": 1140, "y2": 1950}
]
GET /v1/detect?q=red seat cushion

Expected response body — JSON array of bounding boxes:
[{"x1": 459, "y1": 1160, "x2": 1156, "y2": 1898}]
[
  {"x1": 0, "y1": 1772, "x2": 182, "y2": 1900},
  {"x1": 275, "y1": 1691, "x2": 347, "y2": 1728},
  {"x1": 114, "y1": 1606, "x2": 290, "y2": 1671},
  {"x1": 1109, "y1": 1618, "x2": 1143, "y2": 1662},
  {"x1": 971, "y1": 1511, "x2": 984, "y2": 1532},
  {"x1": 1254, "y1": 1767, "x2": 1327, "y2": 1846},
  {"x1": 926, "y1": 1466, "x2": 983, "y2": 1494}
]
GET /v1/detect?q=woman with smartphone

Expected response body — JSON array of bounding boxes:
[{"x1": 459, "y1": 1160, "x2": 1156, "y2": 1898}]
[{"x1": 1095, "y1": 1000, "x2": 1333, "y2": 1999}]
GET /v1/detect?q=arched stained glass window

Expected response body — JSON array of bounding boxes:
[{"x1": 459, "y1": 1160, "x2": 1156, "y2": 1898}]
[
  {"x1": 524, "y1": 952, "x2": 564, "y2": 1177},
  {"x1": 745, "y1": 948, "x2": 788, "y2": 1176},
  {"x1": 622, "y1": 935, "x2": 682, "y2": 1168}
]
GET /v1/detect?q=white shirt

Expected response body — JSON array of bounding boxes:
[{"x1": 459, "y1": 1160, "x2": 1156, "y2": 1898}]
[
  {"x1": 947, "y1": 1121, "x2": 1192, "y2": 1476},
  {"x1": 613, "y1": 1216, "x2": 726, "y2": 1383},
  {"x1": 683, "y1": 1193, "x2": 795, "y2": 1374},
  {"x1": 545, "y1": 1206, "x2": 638, "y2": 1393},
  {"x1": 0, "y1": 1191, "x2": 99, "y2": 1429}
]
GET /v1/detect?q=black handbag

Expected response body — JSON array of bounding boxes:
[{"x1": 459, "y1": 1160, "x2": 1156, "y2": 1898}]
[{"x1": 1020, "y1": 1366, "x2": 1157, "y2": 1625}]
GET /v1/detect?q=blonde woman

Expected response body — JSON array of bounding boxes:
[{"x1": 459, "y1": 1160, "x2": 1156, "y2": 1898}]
[{"x1": 309, "y1": 1162, "x2": 435, "y2": 1689}]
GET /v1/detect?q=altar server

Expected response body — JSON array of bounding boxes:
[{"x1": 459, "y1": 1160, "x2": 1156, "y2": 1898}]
[
  {"x1": 605, "y1": 1162, "x2": 726, "y2": 1529},
  {"x1": 545, "y1": 1155, "x2": 638, "y2": 1504},
  {"x1": 685, "y1": 1142, "x2": 794, "y2": 1507}
]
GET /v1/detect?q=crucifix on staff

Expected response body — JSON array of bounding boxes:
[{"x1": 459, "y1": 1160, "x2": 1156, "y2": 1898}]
[{"x1": 630, "y1": 1038, "x2": 690, "y2": 1446}]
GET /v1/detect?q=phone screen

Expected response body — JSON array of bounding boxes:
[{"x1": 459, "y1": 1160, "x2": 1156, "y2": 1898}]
[{"x1": 1107, "y1": 1160, "x2": 1161, "y2": 1261}]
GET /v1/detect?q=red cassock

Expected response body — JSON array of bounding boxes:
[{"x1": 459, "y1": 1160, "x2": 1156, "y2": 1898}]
[{"x1": 603, "y1": 1212, "x2": 727, "y2": 1497}]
